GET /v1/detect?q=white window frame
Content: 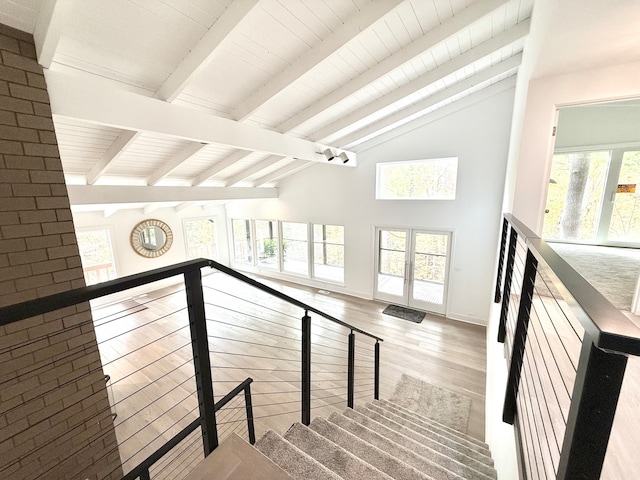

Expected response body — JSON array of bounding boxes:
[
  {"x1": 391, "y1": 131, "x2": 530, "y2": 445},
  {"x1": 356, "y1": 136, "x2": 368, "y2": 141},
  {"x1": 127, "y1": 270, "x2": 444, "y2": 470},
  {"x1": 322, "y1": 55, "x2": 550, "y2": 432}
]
[
  {"x1": 183, "y1": 217, "x2": 219, "y2": 261},
  {"x1": 76, "y1": 226, "x2": 117, "y2": 285}
]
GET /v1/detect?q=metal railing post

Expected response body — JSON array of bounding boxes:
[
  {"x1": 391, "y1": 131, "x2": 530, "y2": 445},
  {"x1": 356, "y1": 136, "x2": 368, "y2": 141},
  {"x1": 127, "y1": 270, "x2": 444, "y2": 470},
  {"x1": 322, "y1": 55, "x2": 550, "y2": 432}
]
[
  {"x1": 374, "y1": 340, "x2": 380, "y2": 400},
  {"x1": 503, "y1": 249, "x2": 537, "y2": 424},
  {"x1": 347, "y1": 331, "x2": 355, "y2": 408},
  {"x1": 556, "y1": 338, "x2": 627, "y2": 480},
  {"x1": 244, "y1": 382, "x2": 256, "y2": 445},
  {"x1": 184, "y1": 268, "x2": 218, "y2": 455},
  {"x1": 494, "y1": 217, "x2": 509, "y2": 303},
  {"x1": 498, "y1": 226, "x2": 518, "y2": 343},
  {"x1": 301, "y1": 311, "x2": 311, "y2": 425}
]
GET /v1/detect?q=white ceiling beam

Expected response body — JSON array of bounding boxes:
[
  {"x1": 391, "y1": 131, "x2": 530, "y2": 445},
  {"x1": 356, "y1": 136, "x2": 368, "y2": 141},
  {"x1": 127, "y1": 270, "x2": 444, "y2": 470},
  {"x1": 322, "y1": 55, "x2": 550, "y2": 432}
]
[
  {"x1": 252, "y1": 161, "x2": 312, "y2": 187},
  {"x1": 175, "y1": 201, "x2": 201, "y2": 212},
  {"x1": 33, "y1": 0, "x2": 73, "y2": 69},
  {"x1": 143, "y1": 204, "x2": 163, "y2": 214},
  {"x1": 313, "y1": 20, "x2": 530, "y2": 142},
  {"x1": 46, "y1": 70, "x2": 357, "y2": 165},
  {"x1": 276, "y1": 0, "x2": 511, "y2": 133},
  {"x1": 67, "y1": 185, "x2": 278, "y2": 205},
  {"x1": 148, "y1": 142, "x2": 206, "y2": 186},
  {"x1": 231, "y1": 0, "x2": 404, "y2": 121},
  {"x1": 354, "y1": 76, "x2": 518, "y2": 152},
  {"x1": 224, "y1": 155, "x2": 284, "y2": 187},
  {"x1": 194, "y1": 150, "x2": 251, "y2": 186},
  {"x1": 103, "y1": 206, "x2": 119, "y2": 218},
  {"x1": 337, "y1": 54, "x2": 522, "y2": 148},
  {"x1": 86, "y1": 130, "x2": 140, "y2": 185},
  {"x1": 154, "y1": 0, "x2": 259, "y2": 102}
]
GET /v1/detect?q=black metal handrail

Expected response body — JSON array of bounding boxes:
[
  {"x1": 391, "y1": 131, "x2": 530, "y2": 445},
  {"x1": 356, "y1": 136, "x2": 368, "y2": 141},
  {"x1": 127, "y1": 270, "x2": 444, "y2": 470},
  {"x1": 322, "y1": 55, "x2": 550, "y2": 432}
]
[
  {"x1": 495, "y1": 213, "x2": 640, "y2": 479},
  {"x1": 2, "y1": 258, "x2": 383, "y2": 479},
  {"x1": 0, "y1": 258, "x2": 383, "y2": 344},
  {"x1": 503, "y1": 213, "x2": 640, "y2": 355},
  {"x1": 122, "y1": 378, "x2": 255, "y2": 480},
  {"x1": 206, "y1": 259, "x2": 384, "y2": 342}
]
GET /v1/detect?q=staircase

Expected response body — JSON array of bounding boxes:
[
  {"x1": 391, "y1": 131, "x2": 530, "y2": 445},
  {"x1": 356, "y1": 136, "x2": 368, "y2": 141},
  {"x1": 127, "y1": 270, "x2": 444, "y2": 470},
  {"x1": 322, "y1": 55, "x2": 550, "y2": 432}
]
[{"x1": 254, "y1": 398, "x2": 496, "y2": 480}]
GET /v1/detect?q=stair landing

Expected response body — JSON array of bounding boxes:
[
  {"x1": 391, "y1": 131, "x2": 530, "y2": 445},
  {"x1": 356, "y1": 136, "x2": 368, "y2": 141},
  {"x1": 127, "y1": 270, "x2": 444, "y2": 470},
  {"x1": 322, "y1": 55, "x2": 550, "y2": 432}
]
[{"x1": 183, "y1": 433, "x2": 292, "y2": 480}]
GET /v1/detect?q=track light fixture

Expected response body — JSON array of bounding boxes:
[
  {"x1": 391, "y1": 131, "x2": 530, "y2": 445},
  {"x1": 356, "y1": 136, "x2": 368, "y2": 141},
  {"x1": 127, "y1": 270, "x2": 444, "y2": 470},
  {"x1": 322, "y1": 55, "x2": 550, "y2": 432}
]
[
  {"x1": 323, "y1": 148, "x2": 336, "y2": 161},
  {"x1": 338, "y1": 152, "x2": 349, "y2": 164}
]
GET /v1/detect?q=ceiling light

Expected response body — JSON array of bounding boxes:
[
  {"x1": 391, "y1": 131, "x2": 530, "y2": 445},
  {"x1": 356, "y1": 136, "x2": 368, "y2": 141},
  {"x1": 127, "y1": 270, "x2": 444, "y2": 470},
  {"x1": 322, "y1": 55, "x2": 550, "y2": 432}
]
[
  {"x1": 338, "y1": 152, "x2": 349, "y2": 163},
  {"x1": 323, "y1": 148, "x2": 336, "y2": 161}
]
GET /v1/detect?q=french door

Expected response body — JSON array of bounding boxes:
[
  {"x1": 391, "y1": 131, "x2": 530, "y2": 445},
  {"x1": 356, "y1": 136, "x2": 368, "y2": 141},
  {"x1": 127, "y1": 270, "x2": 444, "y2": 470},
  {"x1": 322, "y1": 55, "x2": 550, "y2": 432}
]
[
  {"x1": 374, "y1": 228, "x2": 452, "y2": 315},
  {"x1": 543, "y1": 148, "x2": 640, "y2": 245}
]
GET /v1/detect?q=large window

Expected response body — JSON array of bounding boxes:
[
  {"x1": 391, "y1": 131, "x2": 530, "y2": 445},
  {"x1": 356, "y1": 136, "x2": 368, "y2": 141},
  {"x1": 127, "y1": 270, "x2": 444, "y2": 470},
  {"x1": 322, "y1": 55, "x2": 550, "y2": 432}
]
[
  {"x1": 184, "y1": 218, "x2": 218, "y2": 260},
  {"x1": 281, "y1": 222, "x2": 308, "y2": 276},
  {"x1": 76, "y1": 228, "x2": 117, "y2": 285},
  {"x1": 543, "y1": 148, "x2": 640, "y2": 245},
  {"x1": 231, "y1": 218, "x2": 252, "y2": 263},
  {"x1": 313, "y1": 224, "x2": 344, "y2": 283},
  {"x1": 376, "y1": 157, "x2": 458, "y2": 200},
  {"x1": 254, "y1": 220, "x2": 279, "y2": 269}
]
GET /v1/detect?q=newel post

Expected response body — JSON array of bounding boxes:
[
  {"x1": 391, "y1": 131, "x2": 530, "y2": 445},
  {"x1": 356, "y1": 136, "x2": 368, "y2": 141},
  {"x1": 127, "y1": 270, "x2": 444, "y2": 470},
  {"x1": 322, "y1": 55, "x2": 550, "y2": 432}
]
[
  {"x1": 503, "y1": 249, "x2": 537, "y2": 424},
  {"x1": 498, "y1": 227, "x2": 518, "y2": 343},
  {"x1": 184, "y1": 268, "x2": 218, "y2": 455},
  {"x1": 301, "y1": 311, "x2": 311, "y2": 425},
  {"x1": 556, "y1": 338, "x2": 627, "y2": 480},
  {"x1": 494, "y1": 217, "x2": 509, "y2": 303}
]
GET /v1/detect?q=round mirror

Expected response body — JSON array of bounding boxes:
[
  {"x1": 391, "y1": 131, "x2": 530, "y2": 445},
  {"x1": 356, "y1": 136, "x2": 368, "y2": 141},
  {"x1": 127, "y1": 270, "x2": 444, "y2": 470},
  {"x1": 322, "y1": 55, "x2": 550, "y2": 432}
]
[{"x1": 131, "y1": 219, "x2": 173, "y2": 258}]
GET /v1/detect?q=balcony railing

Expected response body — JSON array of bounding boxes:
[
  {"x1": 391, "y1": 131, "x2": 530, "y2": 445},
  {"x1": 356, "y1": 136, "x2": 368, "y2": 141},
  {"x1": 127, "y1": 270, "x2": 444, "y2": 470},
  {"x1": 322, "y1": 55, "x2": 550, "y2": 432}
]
[
  {"x1": 0, "y1": 258, "x2": 382, "y2": 480},
  {"x1": 494, "y1": 214, "x2": 640, "y2": 479}
]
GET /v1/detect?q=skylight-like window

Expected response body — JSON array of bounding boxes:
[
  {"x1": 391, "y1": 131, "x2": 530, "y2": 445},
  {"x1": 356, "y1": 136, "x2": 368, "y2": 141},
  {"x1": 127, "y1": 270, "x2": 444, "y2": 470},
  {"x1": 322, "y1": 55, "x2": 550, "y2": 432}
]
[{"x1": 376, "y1": 157, "x2": 458, "y2": 200}]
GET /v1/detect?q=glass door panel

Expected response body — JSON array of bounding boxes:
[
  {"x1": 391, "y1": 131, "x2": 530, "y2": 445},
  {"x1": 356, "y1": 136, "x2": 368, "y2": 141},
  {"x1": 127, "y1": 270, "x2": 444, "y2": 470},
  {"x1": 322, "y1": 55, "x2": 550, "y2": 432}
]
[
  {"x1": 543, "y1": 151, "x2": 609, "y2": 241},
  {"x1": 375, "y1": 229, "x2": 409, "y2": 301},
  {"x1": 375, "y1": 228, "x2": 452, "y2": 314},
  {"x1": 410, "y1": 232, "x2": 449, "y2": 313},
  {"x1": 607, "y1": 151, "x2": 640, "y2": 243}
]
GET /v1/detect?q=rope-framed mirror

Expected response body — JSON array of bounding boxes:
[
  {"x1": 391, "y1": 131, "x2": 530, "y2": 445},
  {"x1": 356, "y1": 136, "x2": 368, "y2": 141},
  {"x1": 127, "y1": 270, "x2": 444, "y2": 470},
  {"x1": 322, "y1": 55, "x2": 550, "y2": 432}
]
[{"x1": 130, "y1": 219, "x2": 173, "y2": 258}]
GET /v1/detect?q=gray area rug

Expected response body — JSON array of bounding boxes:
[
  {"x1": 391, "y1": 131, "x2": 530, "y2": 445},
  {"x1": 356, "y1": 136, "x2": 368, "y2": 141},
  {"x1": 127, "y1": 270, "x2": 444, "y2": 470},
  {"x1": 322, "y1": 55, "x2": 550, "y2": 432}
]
[
  {"x1": 548, "y1": 243, "x2": 640, "y2": 311},
  {"x1": 382, "y1": 305, "x2": 425, "y2": 323},
  {"x1": 389, "y1": 374, "x2": 471, "y2": 432}
]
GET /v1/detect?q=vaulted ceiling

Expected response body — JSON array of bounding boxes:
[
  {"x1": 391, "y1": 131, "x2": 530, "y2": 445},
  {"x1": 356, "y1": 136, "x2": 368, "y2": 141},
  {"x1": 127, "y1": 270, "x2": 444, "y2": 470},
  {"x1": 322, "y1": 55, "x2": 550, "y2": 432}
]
[{"x1": 1, "y1": 0, "x2": 533, "y2": 214}]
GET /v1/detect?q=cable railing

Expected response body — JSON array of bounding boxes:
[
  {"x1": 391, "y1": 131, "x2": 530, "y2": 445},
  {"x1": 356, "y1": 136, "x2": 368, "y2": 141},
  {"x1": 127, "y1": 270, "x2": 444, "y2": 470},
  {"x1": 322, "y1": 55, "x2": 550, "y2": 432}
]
[
  {"x1": 494, "y1": 214, "x2": 640, "y2": 479},
  {"x1": 0, "y1": 258, "x2": 382, "y2": 480}
]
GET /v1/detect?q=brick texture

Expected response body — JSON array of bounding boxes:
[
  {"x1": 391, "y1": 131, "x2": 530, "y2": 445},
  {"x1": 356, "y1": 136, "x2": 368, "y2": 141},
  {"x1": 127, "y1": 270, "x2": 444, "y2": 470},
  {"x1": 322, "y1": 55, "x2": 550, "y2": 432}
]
[{"x1": 0, "y1": 24, "x2": 122, "y2": 480}]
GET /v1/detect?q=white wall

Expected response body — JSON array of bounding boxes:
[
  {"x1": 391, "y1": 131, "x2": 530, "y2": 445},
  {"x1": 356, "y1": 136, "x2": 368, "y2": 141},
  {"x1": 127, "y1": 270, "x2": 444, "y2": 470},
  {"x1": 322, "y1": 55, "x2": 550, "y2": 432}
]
[
  {"x1": 71, "y1": 205, "x2": 229, "y2": 301},
  {"x1": 226, "y1": 87, "x2": 516, "y2": 325}
]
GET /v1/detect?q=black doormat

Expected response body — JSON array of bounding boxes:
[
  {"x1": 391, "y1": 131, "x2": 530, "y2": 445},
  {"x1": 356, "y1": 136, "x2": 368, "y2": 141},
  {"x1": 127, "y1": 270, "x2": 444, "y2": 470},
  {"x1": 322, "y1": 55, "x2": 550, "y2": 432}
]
[{"x1": 382, "y1": 304, "x2": 425, "y2": 323}]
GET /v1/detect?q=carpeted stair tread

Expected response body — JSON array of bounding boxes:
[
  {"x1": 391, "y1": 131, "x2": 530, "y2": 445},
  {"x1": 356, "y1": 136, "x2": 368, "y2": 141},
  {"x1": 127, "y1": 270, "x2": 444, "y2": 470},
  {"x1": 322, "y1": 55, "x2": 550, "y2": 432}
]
[
  {"x1": 377, "y1": 399, "x2": 490, "y2": 451},
  {"x1": 343, "y1": 408, "x2": 494, "y2": 480},
  {"x1": 255, "y1": 430, "x2": 342, "y2": 480},
  {"x1": 390, "y1": 374, "x2": 470, "y2": 432},
  {"x1": 283, "y1": 422, "x2": 393, "y2": 480},
  {"x1": 328, "y1": 411, "x2": 464, "y2": 480},
  {"x1": 309, "y1": 416, "x2": 435, "y2": 480},
  {"x1": 366, "y1": 402, "x2": 493, "y2": 464},
  {"x1": 355, "y1": 405, "x2": 496, "y2": 479}
]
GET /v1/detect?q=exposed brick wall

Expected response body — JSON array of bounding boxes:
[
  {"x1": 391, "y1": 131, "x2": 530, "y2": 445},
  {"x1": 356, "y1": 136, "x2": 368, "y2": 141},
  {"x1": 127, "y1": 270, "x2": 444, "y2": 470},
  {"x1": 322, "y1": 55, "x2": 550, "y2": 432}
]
[{"x1": 0, "y1": 23, "x2": 122, "y2": 479}]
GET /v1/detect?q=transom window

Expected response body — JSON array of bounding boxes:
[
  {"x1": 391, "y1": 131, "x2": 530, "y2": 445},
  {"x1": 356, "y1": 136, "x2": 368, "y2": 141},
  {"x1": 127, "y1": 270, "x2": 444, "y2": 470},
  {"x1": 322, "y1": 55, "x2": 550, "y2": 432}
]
[{"x1": 376, "y1": 157, "x2": 458, "y2": 200}]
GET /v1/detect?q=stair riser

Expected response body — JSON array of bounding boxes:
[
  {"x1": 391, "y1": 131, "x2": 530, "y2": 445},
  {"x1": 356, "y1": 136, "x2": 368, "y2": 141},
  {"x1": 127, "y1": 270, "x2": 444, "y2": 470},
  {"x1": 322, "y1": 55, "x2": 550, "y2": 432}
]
[
  {"x1": 355, "y1": 406, "x2": 496, "y2": 479},
  {"x1": 367, "y1": 402, "x2": 493, "y2": 465}
]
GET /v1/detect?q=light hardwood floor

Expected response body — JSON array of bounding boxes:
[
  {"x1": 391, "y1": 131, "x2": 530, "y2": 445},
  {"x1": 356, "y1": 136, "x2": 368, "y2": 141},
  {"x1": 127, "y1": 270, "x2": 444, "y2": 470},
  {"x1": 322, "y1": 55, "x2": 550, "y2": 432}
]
[{"x1": 92, "y1": 270, "x2": 487, "y2": 477}]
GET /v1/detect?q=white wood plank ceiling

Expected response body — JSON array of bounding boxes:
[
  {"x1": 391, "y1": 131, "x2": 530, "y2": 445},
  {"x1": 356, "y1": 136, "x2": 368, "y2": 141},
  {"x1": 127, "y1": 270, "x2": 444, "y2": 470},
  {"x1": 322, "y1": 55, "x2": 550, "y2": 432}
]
[{"x1": 0, "y1": 0, "x2": 533, "y2": 214}]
